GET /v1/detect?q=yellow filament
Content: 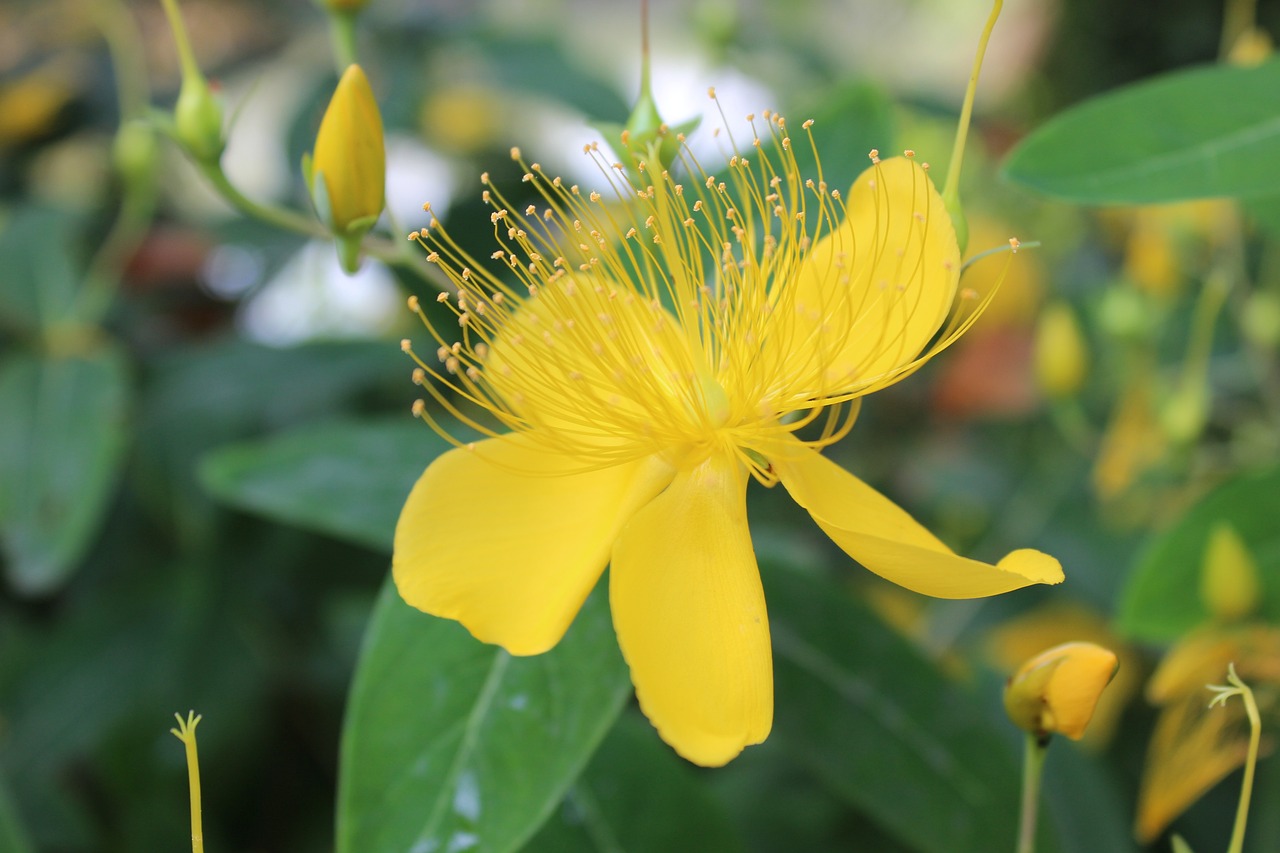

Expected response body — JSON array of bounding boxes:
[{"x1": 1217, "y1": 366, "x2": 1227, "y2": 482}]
[{"x1": 404, "y1": 104, "x2": 977, "y2": 483}]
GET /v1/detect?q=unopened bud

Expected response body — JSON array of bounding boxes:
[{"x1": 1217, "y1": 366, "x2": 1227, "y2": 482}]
[
  {"x1": 1200, "y1": 522, "x2": 1261, "y2": 622},
  {"x1": 1004, "y1": 642, "x2": 1118, "y2": 740},
  {"x1": 306, "y1": 64, "x2": 386, "y2": 272},
  {"x1": 174, "y1": 76, "x2": 225, "y2": 164}
]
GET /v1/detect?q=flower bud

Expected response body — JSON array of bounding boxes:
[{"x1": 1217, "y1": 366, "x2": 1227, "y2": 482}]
[
  {"x1": 1004, "y1": 642, "x2": 1118, "y2": 740},
  {"x1": 174, "y1": 76, "x2": 225, "y2": 164},
  {"x1": 307, "y1": 64, "x2": 385, "y2": 272},
  {"x1": 1200, "y1": 522, "x2": 1261, "y2": 623},
  {"x1": 113, "y1": 119, "x2": 159, "y2": 187},
  {"x1": 1034, "y1": 301, "x2": 1088, "y2": 399}
]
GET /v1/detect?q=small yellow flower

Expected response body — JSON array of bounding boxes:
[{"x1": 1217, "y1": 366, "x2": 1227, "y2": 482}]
[
  {"x1": 1034, "y1": 301, "x2": 1088, "y2": 400},
  {"x1": 395, "y1": 116, "x2": 1062, "y2": 766},
  {"x1": 308, "y1": 64, "x2": 385, "y2": 239},
  {"x1": 1004, "y1": 641, "x2": 1118, "y2": 740}
]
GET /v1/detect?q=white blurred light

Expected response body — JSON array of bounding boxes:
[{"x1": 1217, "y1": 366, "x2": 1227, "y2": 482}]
[{"x1": 239, "y1": 240, "x2": 401, "y2": 346}]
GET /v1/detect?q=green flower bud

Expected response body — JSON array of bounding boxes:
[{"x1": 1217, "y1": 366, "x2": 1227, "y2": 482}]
[{"x1": 174, "y1": 75, "x2": 225, "y2": 164}]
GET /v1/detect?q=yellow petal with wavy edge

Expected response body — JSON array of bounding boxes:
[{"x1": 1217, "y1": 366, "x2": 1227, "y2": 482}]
[
  {"x1": 772, "y1": 435, "x2": 1061, "y2": 596},
  {"x1": 767, "y1": 156, "x2": 959, "y2": 394},
  {"x1": 393, "y1": 436, "x2": 673, "y2": 655},
  {"x1": 610, "y1": 452, "x2": 772, "y2": 766}
]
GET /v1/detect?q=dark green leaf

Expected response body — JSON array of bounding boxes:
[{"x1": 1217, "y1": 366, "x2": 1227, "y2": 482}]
[
  {"x1": 1244, "y1": 194, "x2": 1280, "y2": 236},
  {"x1": 1003, "y1": 59, "x2": 1280, "y2": 203},
  {"x1": 1117, "y1": 466, "x2": 1280, "y2": 641},
  {"x1": 0, "y1": 346, "x2": 130, "y2": 595},
  {"x1": 0, "y1": 770, "x2": 34, "y2": 853},
  {"x1": 134, "y1": 337, "x2": 404, "y2": 544},
  {"x1": 200, "y1": 416, "x2": 449, "y2": 552},
  {"x1": 0, "y1": 207, "x2": 82, "y2": 331},
  {"x1": 766, "y1": 567, "x2": 1026, "y2": 853},
  {"x1": 525, "y1": 712, "x2": 745, "y2": 853},
  {"x1": 337, "y1": 580, "x2": 631, "y2": 853}
]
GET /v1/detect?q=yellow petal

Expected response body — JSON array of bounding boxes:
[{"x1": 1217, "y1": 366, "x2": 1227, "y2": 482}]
[
  {"x1": 393, "y1": 435, "x2": 673, "y2": 655},
  {"x1": 766, "y1": 156, "x2": 960, "y2": 393},
  {"x1": 610, "y1": 453, "x2": 772, "y2": 766},
  {"x1": 772, "y1": 435, "x2": 1062, "y2": 597}
]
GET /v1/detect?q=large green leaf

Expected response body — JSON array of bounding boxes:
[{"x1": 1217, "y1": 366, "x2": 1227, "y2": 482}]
[
  {"x1": 1003, "y1": 59, "x2": 1280, "y2": 204},
  {"x1": 765, "y1": 567, "x2": 1035, "y2": 853},
  {"x1": 338, "y1": 580, "x2": 630, "y2": 853},
  {"x1": 200, "y1": 416, "x2": 449, "y2": 552},
  {"x1": 1117, "y1": 466, "x2": 1280, "y2": 642},
  {"x1": 0, "y1": 770, "x2": 33, "y2": 853},
  {"x1": 0, "y1": 208, "x2": 82, "y2": 331},
  {"x1": 0, "y1": 347, "x2": 130, "y2": 595},
  {"x1": 524, "y1": 712, "x2": 745, "y2": 853}
]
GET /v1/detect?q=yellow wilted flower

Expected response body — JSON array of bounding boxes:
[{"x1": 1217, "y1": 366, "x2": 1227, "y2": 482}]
[
  {"x1": 1136, "y1": 626, "x2": 1280, "y2": 842},
  {"x1": 395, "y1": 112, "x2": 1062, "y2": 766},
  {"x1": 1003, "y1": 641, "x2": 1119, "y2": 740},
  {"x1": 306, "y1": 64, "x2": 385, "y2": 271}
]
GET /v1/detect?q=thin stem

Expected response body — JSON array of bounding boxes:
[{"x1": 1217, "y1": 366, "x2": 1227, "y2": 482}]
[
  {"x1": 328, "y1": 9, "x2": 359, "y2": 73},
  {"x1": 197, "y1": 160, "x2": 329, "y2": 238},
  {"x1": 639, "y1": 0, "x2": 651, "y2": 98},
  {"x1": 942, "y1": 0, "x2": 1003, "y2": 207},
  {"x1": 158, "y1": 0, "x2": 202, "y2": 82},
  {"x1": 1227, "y1": 673, "x2": 1261, "y2": 853},
  {"x1": 1015, "y1": 733, "x2": 1047, "y2": 853}
]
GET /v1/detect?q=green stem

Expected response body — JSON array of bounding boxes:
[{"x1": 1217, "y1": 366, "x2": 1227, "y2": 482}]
[
  {"x1": 158, "y1": 0, "x2": 202, "y2": 82},
  {"x1": 328, "y1": 9, "x2": 359, "y2": 72},
  {"x1": 197, "y1": 160, "x2": 329, "y2": 238},
  {"x1": 77, "y1": 0, "x2": 156, "y2": 325},
  {"x1": 942, "y1": 0, "x2": 1003, "y2": 207},
  {"x1": 1016, "y1": 733, "x2": 1048, "y2": 853}
]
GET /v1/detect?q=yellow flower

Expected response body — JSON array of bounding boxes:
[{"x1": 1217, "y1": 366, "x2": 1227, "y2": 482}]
[
  {"x1": 395, "y1": 115, "x2": 1063, "y2": 766},
  {"x1": 1003, "y1": 641, "x2": 1119, "y2": 741},
  {"x1": 308, "y1": 64, "x2": 385, "y2": 239}
]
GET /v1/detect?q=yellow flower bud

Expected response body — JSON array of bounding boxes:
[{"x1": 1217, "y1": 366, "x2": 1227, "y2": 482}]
[
  {"x1": 1034, "y1": 301, "x2": 1088, "y2": 399},
  {"x1": 1200, "y1": 522, "x2": 1261, "y2": 623},
  {"x1": 308, "y1": 64, "x2": 385, "y2": 240},
  {"x1": 1004, "y1": 642, "x2": 1118, "y2": 740}
]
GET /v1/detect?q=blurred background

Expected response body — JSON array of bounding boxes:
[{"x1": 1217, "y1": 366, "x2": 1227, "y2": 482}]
[{"x1": 2, "y1": 0, "x2": 1279, "y2": 850}]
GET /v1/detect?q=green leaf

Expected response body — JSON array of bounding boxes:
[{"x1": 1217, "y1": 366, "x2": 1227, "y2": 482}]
[
  {"x1": 0, "y1": 770, "x2": 34, "y2": 853},
  {"x1": 1003, "y1": 59, "x2": 1280, "y2": 204},
  {"x1": 524, "y1": 712, "x2": 746, "y2": 853},
  {"x1": 0, "y1": 346, "x2": 130, "y2": 595},
  {"x1": 337, "y1": 579, "x2": 631, "y2": 853},
  {"x1": 1117, "y1": 465, "x2": 1280, "y2": 642},
  {"x1": 1170, "y1": 834, "x2": 1195, "y2": 853},
  {"x1": 765, "y1": 567, "x2": 1026, "y2": 853},
  {"x1": 0, "y1": 207, "x2": 82, "y2": 331},
  {"x1": 1245, "y1": 193, "x2": 1280, "y2": 236},
  {"x1": 200, "y1": 416, "x2": 449, "y2": 552}
]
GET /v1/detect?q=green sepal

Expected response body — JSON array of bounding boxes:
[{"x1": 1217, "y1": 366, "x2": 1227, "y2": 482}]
[{"x1": 310, "y1": 168, "x2": 335, "y2": 232}]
